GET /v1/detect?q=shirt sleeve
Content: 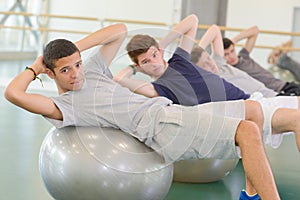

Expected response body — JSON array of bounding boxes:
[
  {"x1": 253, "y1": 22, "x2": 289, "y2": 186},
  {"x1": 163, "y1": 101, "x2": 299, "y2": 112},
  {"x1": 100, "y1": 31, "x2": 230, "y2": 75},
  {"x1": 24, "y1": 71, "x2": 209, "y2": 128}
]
[
  {"x1": 212, "y1": 53, "x2": 227, "y2": 66},
  {"x1": 84, "y1": 47, "x2": 113, "y2": 79},
  {"x1": 238, "y1": 48, "x2": 250, "y2": 59}
]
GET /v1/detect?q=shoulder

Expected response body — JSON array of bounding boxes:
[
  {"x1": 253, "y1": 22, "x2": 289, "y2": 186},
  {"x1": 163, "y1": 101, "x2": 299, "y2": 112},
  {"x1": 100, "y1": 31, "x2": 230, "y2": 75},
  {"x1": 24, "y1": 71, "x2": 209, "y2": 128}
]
[
  {"x1": 84, "y1": 48, "x2": 106, "y2": 67},
  {"x1": 84, "y1": 48, "x2": 113, "y2": 78},
  {"x1": 212, "y1": 53, "x2": 226, "y2": 66},
  {"x1": 239, "y1": 48, "x2": 250, "y2": 57},
  {"x1": 172, "y1": 47, "x2": 191, "y2": 60}
]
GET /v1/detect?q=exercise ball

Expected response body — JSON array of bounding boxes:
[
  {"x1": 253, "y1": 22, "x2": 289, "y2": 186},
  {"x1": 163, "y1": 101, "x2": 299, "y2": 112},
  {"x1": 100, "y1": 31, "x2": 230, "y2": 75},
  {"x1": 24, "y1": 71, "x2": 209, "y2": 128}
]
[
  {"x1": 173, "y1": 158, "x2": 239, "y2": 183},
  {"x1": 268, "y1": 65, "x2": 297, "y2": 82},
  {"x1": 39, "y1": 126, "x2": 173, "y2": 200}
]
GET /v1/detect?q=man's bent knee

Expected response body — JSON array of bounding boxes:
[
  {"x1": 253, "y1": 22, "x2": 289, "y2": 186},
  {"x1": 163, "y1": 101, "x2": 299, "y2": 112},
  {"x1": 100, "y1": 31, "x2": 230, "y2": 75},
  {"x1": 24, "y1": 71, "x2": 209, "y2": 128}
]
[{"x1": 235, "y1": 120, "x2": 262, "y2": 147}]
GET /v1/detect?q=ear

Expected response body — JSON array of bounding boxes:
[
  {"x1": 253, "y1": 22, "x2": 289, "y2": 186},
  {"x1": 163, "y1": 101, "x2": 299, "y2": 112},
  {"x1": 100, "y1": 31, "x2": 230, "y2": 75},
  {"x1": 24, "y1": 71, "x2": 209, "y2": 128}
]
[
  {"x1": 45, "y1": 68, "x2": 55, "y2": 79},
  {"x1": 163, "y1": 59, "x2": 167, "y2": 66}
]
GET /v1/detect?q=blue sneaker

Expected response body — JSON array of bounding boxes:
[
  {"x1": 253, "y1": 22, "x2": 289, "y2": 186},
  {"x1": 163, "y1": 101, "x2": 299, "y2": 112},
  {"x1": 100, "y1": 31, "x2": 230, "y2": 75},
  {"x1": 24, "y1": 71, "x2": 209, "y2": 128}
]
[{"x1": 239, "y1": 190, "x2": 261, "y2": 200}]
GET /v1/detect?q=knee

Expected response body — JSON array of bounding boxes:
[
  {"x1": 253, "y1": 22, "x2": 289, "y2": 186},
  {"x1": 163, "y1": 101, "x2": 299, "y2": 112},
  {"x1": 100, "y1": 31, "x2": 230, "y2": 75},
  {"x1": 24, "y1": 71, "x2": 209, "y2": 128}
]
[
  {"x1": 235, "y1": 120, "x2": 262, "y2": 147},
  {"x1": 245, "y1": 100, "x2": 264, "y2": 123},
  {"x1": 246, "y1": 100, "x2": 263, "y2": 115}
]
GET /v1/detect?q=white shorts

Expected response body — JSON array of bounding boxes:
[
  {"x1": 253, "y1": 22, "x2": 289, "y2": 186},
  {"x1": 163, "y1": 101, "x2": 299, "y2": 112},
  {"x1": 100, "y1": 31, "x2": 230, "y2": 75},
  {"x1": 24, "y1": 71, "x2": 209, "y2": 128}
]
[
  {"x1": 250, "y1": 92, "x2": 298, "y2": 148},
  {"x1": 137, "y1": 100, "x2": 245, "y2": 163}
]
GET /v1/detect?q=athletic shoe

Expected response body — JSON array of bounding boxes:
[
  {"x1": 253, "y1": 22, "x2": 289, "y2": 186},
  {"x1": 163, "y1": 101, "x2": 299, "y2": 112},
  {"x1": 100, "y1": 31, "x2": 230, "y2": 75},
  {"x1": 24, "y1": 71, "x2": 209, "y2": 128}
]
[{"x1": 239, "y1": 190, "x2": 261, "y2": 200}]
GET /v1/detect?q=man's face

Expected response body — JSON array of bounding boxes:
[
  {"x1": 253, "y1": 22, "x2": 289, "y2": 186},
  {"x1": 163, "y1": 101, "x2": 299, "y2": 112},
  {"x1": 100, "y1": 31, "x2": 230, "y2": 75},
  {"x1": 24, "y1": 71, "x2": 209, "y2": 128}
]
[
  {"x1": 196, "y1": 51, "x2": 219, "y2": 74},
  {"x1": 136, "y1": 46, "x2": 167, "y2": 79},
  {"x1": 48, "y1": 52, "x2": 85, "y2": 94},
  {"x1": 224, "y1": 44, "x2": 239, "y2": 65}
]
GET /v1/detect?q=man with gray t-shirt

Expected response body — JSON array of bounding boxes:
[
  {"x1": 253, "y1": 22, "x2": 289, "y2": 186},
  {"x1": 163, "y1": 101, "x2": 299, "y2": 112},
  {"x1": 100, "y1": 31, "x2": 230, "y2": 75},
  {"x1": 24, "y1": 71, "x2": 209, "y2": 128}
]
[{"x1": 223, "y1": 26, "x2": 300, "y2": 96}]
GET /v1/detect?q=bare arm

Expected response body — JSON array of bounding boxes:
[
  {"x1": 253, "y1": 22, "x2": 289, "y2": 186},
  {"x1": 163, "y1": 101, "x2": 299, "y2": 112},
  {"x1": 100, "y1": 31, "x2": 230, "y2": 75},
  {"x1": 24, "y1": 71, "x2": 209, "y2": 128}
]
[
  {"x1": 231, "y1": 26, "x2": 259, "y2": 53},
  {"x1": 114, "y1": 16, "x2": 198, "y2": 98},
  {"x1": 4, "y1": 56, "x2": 62, "y2": 120},
  {"x1": 159, "y1": 14, "x2": 198, "y2": 54},
  {"x1": 113, "y1": 66, "x2": 159, "y2": 97},
  {"x1": 4, "y1": 24, "x2": 128, "y2": 119},
  {"x1": 198, "y1": 24, "x2": 224, "y2": 57},
  {"x1": 75, "y1": 23, "x2": 127, "y2": 67}
]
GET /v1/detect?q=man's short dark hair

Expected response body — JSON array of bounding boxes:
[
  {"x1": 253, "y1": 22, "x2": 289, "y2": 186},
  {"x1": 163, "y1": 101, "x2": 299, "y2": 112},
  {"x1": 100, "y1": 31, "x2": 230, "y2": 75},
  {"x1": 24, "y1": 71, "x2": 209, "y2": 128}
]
[
  {"x1": 43, "y1": 39, "x2": 79, "y2": 72},
  {"x1": 223, "y1": 38, "x2": 234, "y2": 50}
]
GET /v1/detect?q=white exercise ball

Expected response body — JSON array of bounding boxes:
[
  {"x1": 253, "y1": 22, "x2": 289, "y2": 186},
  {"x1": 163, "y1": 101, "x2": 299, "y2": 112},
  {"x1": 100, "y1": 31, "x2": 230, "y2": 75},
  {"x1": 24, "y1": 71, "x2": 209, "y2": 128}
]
[
  {"x1": 39, "y1": 126, "x2": 173, "y2": 200},
  {"x1": 173, "y1": 158, "x2": 239, "y2": 183}
]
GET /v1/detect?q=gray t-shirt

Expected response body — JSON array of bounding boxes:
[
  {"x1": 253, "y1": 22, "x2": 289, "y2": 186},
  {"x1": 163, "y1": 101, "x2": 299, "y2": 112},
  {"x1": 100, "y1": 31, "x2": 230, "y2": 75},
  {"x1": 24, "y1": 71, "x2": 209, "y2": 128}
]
[
  {"x1": 45, "y1": 48, "x2": 172, "y2": 135},
  {"x1": 213, "y1": 54, "x2": 277, "y2": 97},
  {"x1": 234, "y1": 48, "x2": 286, "y2": 92},
  {"x1": 43, "y1": 48, "x2": 246, "y2": 163}
]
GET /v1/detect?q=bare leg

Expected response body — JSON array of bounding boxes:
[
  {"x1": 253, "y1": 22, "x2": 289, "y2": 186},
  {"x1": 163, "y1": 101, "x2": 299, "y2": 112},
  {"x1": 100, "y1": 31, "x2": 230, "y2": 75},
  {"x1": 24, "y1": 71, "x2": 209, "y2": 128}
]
[
  {"x1": 235, "y1": 120, "x2": 280, "y2": 200},
  {"x1": 271, "y1": 108, "x2": 300, "y2": 151},
  {"x1": 244, "y1": 100, "x2": 265, "y2": 195},
  {"x1": 245, "y1": 177, "x2": 256, "y2": 196}
]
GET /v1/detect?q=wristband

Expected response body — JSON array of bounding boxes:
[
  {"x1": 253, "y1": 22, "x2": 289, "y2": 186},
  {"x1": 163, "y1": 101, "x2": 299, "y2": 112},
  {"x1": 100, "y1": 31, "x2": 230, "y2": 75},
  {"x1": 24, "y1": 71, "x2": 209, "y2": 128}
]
[
  {"x1": 129, "y1": 65, "x2": 136, "y2": 75},
  {"x1": 25, "y1": 66, "x2": 37, "y2": 80},
  {"x1": 25, "y1": 66, "x2": 44, "y2": 87}
]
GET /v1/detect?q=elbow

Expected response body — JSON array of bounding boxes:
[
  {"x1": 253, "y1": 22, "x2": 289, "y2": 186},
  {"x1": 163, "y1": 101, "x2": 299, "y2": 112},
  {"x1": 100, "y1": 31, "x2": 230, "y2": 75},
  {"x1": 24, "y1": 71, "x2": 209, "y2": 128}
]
[
  {"x1": 147, "y1": 85, "x2": 159, "y2": 98},
  {"x1": 113, "y1": 74, "x2": 128, "y2": 88},
  {"x1": 113, "y1": 75, "x2": 121, "y2": 84},
  {"x1": 115, "y1": 23, "x2": 128, "y2": 38},
  {"x1": 185, "y1": 14, "x2": 198, "y2": 27},
  {"x1": 210, "y1": 24, "x2": 220, "y2": 31},
  {"x1": 253, "y1": 25, "x2": 259, "y2": 30},
  {"x1": 117, "y1": 23, "x2": 127, "y2": 31},
  {"x1": 251, "y1": 25, "x2": 259, "y2": 34},
  {"x1": 189, "y1": 14, "x2": 199, "y2": 25},
  {"x1": 4, "y1": 86, "x2": 17, "y2": 104}
]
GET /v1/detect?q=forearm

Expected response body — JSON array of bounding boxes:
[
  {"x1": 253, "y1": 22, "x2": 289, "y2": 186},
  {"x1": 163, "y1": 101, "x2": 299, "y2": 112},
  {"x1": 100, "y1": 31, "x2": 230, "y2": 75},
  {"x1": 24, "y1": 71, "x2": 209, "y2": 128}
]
[
  {"x1": 4, "y1": 54, "x2": 57, "y2": 115},
  {"x1": 113, "y1": 66, "x2": 135, "y2": 83},
  {"x1": 159, "y1": 14, "x2": 198, "y2": 51},
  {"x1": 5, "y1": 72, "x2": 60, "y2": 120},
  {"x1": 4, "y1": 67, "x2": 48, "y2": 116},
  {"x1": 231, "y1": 26, "x2": 259, "y2": 44},
  {"x1": 5, "y1": 70, "x2": 35, "y2": 103},
  {"x1": 113, "y1": 66, "x2": 158, "y2": 98},
  {"x1": 199, "y1": 24, "x2": 218, "y2": 48},
  {"x1": 231, "y1": 26, "x2": 259, "y2": 53},
  {"x1": 75, "y1": 23, "x2": 127, "y2": 52},
  {"x1": 199, "y1": 24, "x2": 224, "y2": 56},
  {"x1": 4, "y1": 56, "x2": 45, "y2": 104},
  {"x1": 118, "y1": 78, "x2": 157, "y2": 97}
]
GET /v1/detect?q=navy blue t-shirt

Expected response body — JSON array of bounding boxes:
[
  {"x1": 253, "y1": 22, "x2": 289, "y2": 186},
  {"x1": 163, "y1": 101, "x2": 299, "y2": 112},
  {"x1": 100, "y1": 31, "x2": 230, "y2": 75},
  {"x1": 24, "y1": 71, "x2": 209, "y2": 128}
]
[{"x1": 152, "y1": 47, "x2": 250, "y2": 105}]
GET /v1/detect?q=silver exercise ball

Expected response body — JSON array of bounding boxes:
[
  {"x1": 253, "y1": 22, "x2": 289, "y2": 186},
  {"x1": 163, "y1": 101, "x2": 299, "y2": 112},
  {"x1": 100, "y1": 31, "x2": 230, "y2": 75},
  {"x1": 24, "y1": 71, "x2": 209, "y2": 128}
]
[
  {"x1": 173, "y1": 158, "x2": 239, "y2": 183},
  {"x1": 268, "y1": 65, "x2": 296, "y2": 82},
  {"x1": 39, "y1": 126, "x2": 173, "y2": 200}
]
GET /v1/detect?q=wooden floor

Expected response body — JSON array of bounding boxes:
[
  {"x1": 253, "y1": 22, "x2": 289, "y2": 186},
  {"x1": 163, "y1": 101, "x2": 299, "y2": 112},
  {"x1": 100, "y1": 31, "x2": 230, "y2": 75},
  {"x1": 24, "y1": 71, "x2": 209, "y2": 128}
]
[{"x1": 1, "y1": 60, "x2": 300, "y2": 200}]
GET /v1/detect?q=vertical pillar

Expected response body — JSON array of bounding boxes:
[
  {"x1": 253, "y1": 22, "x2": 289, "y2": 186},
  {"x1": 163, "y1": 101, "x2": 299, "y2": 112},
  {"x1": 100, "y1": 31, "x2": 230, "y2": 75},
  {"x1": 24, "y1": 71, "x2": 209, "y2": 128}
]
[{"x1": 181, "y1": 0, "x2": 228, "y2": 52}]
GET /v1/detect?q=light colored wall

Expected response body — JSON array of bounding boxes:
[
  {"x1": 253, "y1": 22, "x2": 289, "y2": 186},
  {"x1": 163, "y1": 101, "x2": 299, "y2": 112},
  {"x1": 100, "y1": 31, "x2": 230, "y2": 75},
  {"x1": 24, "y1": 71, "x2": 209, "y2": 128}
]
[
  {"x1": 49, "y1": 0, "x2": 179, "y2": 23},
  {"x1": 46, "y1": 0, "x2": 300, "y2": 70},
  {"x1": 47, "y1": 0, "x2": 180, "y2": 40},
  {"x1": 46, "y1": 0, "x2": 181, "y2": 76},
  {"x1": 226, "y1": 0, "x2": 300, "y2": 67}
]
